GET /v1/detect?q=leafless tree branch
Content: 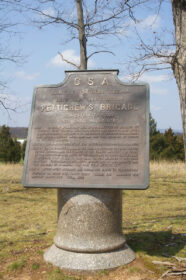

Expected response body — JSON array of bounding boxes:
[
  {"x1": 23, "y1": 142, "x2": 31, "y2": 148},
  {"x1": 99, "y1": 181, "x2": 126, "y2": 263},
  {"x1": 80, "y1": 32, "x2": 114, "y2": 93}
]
[
  {"x1": 58, "y1": 52, "x2": 80, "y2": 69},
  {"x1": 31, "y1": 7, "x2": 79, "y2": 29},
  {"x1": 0, "y1": 0, "x2": 25, "y2": 112},
  {"x1": 87, "y1": 50, "x2": 115, "y2": 60},
  {"x1": 0, "y1": 99, "x2": 16, "y2": 112},
  {"x1": 22, "y1": 0, "x2": 151, "y2": 70}
]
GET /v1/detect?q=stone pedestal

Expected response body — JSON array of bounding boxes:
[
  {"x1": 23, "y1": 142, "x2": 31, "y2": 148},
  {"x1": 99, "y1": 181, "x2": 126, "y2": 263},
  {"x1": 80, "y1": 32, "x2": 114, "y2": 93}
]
[{"x1": 44, "y1": 189, "x2": 135, "y2": 271}]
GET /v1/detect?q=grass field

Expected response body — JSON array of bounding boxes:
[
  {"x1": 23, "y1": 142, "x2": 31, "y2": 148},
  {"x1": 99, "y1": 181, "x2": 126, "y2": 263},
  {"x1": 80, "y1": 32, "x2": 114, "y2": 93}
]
[{"x1": 0, "y1": 162, "x2": 185, "y2": 280}]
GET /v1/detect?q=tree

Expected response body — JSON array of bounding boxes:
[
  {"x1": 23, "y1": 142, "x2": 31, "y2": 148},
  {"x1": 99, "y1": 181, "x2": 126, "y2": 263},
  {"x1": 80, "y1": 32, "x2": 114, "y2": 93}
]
[
  {"x1": 0, "y1": 125, "x2": 21, "y2": 163},
  {"x1": 23, "y1": 0, "x2": 149, "y2": 70},
  {"x1": 162, "y1": 128, "x2": 179, "y2": 160},
  {"x1": 163, "y1": 128, "x2": 184, "y2": 161},
  {"x1": 0, "y1": 125, "x2": 12, "y2": 162},
  {"x1": 22, "y1": 140, "x2": 27, "y2": 160},
  {"x1": 150, "y1": 133, "x2": 166, "y2": 160},
  {"x1": 150, "y1": 114, "x2": 164, "y2": 160},
  {"x1": 164, "y1": 128, "x2": 176, "y2": 145},
  {"x1": 0, "y1": 0, "x2": 23, "y2": 112},
  {"x1": 150, "y1": 126, "x2": 184, "y2": 161},
  {"x1": 150, "y1": 113, "x2": 159, "y2": 136},
  {"x1": 171, "y1": 0, "x2": 186, "y2": 161},
  {"x1": 125, "y1": 0, "x2": 186, "y2": 161},
  {"x1": 10, "y1": 138, "x2": 22, "y2": 163},
  {"x1": 16, "y1": 0, "x2": 185, "y2": 160},
  {"x1": 175, "y1": 134, "x2": 185, "y2": 161},
  {"x1": 149, "y1": 115, "x2": 184, "y2": 161}
]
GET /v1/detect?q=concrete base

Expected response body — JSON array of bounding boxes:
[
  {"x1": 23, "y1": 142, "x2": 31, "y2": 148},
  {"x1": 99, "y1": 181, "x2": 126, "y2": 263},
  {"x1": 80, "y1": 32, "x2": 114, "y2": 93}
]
[{"x1": 44, "y1": 244, "x2": 135, "y2": 271}]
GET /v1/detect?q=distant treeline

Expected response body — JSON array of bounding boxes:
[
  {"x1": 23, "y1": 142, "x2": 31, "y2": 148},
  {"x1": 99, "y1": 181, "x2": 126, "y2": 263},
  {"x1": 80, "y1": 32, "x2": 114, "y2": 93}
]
[
  {"x1": 150, "y1": 114, "x2": 184, "y2": 161},
  {"x1": 0, "y1": 119, "x2": 184, "y2": 163},
  {"x1": 0, "y1": 126, "x2": 26, "y2": 163},
  {"x1": 0, "y1": 126, "x2": 27, "y2": 139}
]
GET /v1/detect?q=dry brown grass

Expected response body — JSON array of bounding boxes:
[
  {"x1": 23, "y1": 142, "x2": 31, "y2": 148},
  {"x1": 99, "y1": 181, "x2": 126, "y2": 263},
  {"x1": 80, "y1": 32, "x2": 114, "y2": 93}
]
[
  {"x1": 0, "y1": 161, "x2": 185, "y2": 280},
  {"x1": 150, "y1": 160, "x2": 186, "y2": 178},
  {"x1": 0, "y1": 163, "x2": 23, "y2": 190}
]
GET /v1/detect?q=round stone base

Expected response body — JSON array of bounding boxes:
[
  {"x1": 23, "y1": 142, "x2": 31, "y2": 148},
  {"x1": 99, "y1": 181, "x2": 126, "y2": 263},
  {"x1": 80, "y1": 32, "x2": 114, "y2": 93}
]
[{"x1": 44, "y1": 244, "x2": 135, "y2": 272}]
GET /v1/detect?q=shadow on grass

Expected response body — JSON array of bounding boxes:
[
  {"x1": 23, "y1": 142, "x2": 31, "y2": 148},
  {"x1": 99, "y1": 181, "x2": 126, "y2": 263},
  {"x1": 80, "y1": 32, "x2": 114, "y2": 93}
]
[{"x1": 126, "y1": 230, "x2": 186, "y2": 257}]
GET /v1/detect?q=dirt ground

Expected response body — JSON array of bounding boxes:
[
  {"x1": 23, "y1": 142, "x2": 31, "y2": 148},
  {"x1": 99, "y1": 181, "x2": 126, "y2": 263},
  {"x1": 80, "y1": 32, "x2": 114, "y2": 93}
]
[{"x1": 1, "y1": 252, "x2": 185, "y2": 280}]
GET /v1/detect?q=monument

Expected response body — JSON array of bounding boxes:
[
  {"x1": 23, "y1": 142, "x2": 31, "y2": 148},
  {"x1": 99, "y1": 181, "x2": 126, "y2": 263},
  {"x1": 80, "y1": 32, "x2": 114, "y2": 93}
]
[{"x1": 22, "y1": 70, "x2": 149, "y2": 271}]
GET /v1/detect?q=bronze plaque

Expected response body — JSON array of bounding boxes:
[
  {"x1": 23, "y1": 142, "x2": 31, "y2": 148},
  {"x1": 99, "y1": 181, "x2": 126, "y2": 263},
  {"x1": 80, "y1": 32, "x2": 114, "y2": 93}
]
[{"x1": 22, "y1": 70, "x2": 149, "y2": 189}]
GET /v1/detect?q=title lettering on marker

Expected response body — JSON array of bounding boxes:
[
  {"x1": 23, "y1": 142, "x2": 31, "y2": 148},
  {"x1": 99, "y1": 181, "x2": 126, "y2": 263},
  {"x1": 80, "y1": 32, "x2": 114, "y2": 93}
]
[
  {"x1": 74, "y1": 77, "x2": 109, "y2": 86},
  {"x1": 40, "y1": 103, "x2": 139, "y2": 112}
]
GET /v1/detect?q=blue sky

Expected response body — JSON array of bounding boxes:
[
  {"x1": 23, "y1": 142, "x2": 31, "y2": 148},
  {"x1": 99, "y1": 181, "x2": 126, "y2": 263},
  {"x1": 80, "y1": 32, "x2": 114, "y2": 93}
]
[{"x1": 0, "y1": 0, "x2": 182, "y2": 131}]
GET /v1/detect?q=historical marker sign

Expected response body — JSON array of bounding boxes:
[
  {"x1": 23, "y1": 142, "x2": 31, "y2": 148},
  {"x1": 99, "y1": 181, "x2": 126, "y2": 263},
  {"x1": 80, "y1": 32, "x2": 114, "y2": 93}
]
[{"x1": 22, "y1": 70, "x2": 149, "y2": 189}]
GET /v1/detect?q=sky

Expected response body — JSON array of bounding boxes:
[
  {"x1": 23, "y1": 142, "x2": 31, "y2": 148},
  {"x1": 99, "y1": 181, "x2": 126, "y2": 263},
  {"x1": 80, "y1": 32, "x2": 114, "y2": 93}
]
[{"x1": 0, "y1": 0, "x2": 182, "y2": 131}]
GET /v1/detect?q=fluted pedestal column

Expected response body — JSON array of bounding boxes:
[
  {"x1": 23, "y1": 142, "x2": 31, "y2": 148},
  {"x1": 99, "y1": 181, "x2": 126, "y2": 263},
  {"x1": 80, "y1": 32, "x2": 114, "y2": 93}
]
[{"x1": 44, "y1": 189, "x2": 135, "y2": 271}]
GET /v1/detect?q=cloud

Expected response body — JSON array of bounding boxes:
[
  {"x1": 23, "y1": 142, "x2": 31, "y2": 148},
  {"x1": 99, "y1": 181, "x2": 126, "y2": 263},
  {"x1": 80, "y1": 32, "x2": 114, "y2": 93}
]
[
  {"x1": 15, "y1": 71, "x2": 39, "y2": 81},
  {"x1": 151, "y1": 105, "x2": 162, "y2": 112},
  {"x1": 126, "y1": 14, "x2": 161, "y2": 35},
  {"x1": 138, "y1": 14, "x2": 161, "y2": 30},
  {"x1": 121, "y1": 73, "x2": 169, "y2": 84},
  {"x1": 0, "y1": 93, "x2": 31, "y2": 104},
  {"x1": 151, "y1": 87, "x2": 168, "y2": 95},
  {"x1": 120, "y1": 74, "x2": 169, "y2": 95},
  {"x1": 49, "y1": 49, "x2": 95, "y2": 69},
  {"x1": 50, "y1": 50, "x2": 80, "y2": 68},
  {"x1": 140, "y1": 74, "x2": 169, "y2": 95},
  {"x1": 41, "y1": 7, "x2": 55, "y2": 17},
  {"x1": 139, "y1": 74, "x2": 170, "y2": 83},
  {"x1": 0, "y1": 93, "x2": 31, "y2": 112}
]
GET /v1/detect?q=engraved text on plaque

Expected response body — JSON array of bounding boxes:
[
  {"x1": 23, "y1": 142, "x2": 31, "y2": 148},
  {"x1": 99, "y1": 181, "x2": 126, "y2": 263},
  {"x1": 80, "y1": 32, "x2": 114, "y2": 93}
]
[{"x1": 22, "y1": 70, "x2": 149, "y2": 189}]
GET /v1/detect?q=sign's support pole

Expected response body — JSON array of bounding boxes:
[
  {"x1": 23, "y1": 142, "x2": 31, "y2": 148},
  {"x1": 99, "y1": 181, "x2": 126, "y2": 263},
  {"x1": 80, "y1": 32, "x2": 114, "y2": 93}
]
[{"x1": 44, "y1": 189, "x2": 135, "y2": 271}]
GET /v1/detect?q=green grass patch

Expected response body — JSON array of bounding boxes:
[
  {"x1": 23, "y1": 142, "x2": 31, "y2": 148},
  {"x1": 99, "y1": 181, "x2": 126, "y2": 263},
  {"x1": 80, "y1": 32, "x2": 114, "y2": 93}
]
[
  {"x1": 7, "y1": 257, "x2": 27, "y2": 271},
  {"x1": 128, "y1": 266, "x2": 142, "y2": 274},
  {"x1": 141, "y1": 256, "x2": 166, "y2": 276},
  {"x1": 31, "y1": 262, "x2": 40, "y2": 270},
  {"x1": 47, "y1": 269, "x2": 81, "y2": 280},
  {"x1": 37, "y1": 249, "x2": 44, "y2": 255},
  {"x1": 97, "y1": 269, "x2": 109, "y2": 276}
]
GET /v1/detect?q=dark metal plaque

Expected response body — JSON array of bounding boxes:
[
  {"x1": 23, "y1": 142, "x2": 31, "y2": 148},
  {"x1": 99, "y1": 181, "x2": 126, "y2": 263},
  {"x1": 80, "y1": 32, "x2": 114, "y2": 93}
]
[{"x1": 22, "y1": 70, "x2": 149, "y2": 189}]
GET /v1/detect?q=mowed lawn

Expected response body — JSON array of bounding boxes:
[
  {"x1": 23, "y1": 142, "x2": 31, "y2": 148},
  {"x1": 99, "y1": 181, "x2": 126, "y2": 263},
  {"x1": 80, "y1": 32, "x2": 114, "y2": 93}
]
[{"x1": 0, "y1": 162, "x2": 185, "y2": 280}]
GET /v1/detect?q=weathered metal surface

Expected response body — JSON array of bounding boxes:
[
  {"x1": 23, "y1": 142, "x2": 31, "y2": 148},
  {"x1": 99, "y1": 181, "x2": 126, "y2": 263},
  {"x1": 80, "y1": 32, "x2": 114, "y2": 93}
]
[{"x1": 22, "y1": 70, "x2": 149, "y2": 189}]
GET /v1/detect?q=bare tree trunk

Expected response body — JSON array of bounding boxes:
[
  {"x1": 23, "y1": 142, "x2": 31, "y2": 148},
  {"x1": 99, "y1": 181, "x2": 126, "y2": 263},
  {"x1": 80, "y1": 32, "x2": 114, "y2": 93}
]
[
  {"x1": 75, "y1": 0, "x2": 87, "y2": 70},
  {"x1": 171, "y1": 0, "x2": 186, "y2": 161}
]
